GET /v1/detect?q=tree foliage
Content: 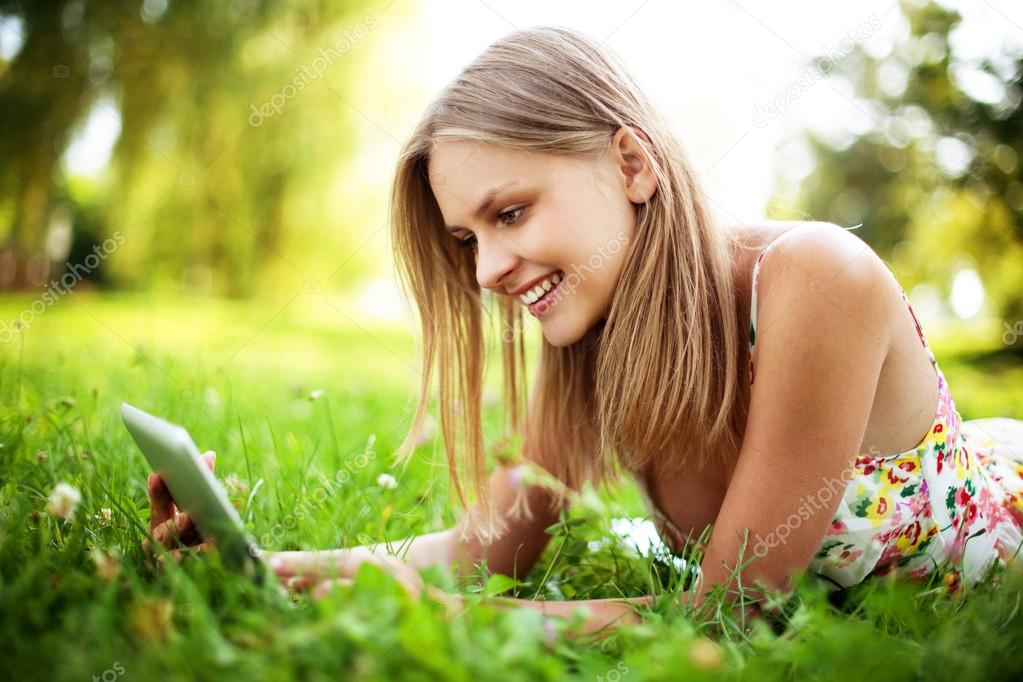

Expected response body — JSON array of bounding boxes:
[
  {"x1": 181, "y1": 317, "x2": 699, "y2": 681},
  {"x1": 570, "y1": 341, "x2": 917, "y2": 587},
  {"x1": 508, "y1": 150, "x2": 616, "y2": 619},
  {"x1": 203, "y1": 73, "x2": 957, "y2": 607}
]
[
  {"x1": 0, "y1": 0, "x2": 393, "y2": 295},
  {"x1": 771, "y1": 0, "x2": 1023, "y2": 321}
]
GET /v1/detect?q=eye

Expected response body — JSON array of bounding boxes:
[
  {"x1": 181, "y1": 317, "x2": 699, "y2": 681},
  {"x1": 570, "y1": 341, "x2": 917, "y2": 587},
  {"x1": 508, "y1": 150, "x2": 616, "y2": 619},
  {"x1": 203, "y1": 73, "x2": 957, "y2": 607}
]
[
  {"x1": 457, "y1": 206, "x2": 524, "y2": 252},
  {"x1": 497, "y1": 206, "x2": 526, "y2": 226}
]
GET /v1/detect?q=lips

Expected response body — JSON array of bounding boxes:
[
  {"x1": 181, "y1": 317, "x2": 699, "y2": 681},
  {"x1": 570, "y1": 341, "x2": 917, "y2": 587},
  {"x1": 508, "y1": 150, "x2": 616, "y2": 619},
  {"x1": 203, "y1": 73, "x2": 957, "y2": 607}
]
[{"x1": 527, "y1": 277, "x2": 563, "y2": 315}]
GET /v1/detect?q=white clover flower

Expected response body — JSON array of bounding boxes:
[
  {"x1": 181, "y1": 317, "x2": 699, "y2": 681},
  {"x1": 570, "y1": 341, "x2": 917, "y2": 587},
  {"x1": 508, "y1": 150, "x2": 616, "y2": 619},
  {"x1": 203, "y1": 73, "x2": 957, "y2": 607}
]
[
  {"x1": 376, "y1": 473, "x2": 398, "y2": 490},
  {"x1": 90, "y1": 547, "x2": 121, "y2": 581},
  {"x1": 97, "y1": 507, "x2": 113, "y2": 527},
  {"x1": 47, "y1": 482, "x2": 81, "y2": 520}
]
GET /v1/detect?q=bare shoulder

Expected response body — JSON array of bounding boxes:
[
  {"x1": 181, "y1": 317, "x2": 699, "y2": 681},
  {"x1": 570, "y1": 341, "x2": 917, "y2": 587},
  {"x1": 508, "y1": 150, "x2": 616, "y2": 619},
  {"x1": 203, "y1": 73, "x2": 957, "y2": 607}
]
[
  {"x1": 749, "y1": 222, "x2": 900, "y2": 371},
  {"x1": 758, "y1": 222, "x2": 895, "y2": 316}
]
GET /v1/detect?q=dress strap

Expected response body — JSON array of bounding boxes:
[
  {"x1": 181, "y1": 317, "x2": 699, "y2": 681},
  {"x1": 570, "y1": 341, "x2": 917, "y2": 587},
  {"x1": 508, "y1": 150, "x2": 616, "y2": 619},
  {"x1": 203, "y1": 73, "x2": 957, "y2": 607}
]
[
  {"x1": 748, "y1": 247, "x2": 769, "y2": 353},
  {"x1": 888, "y1": 273, "x2": 940, "y2": 373},
  {"x1": 748, "y1": 227, "x2": 809, "y2": 355}
]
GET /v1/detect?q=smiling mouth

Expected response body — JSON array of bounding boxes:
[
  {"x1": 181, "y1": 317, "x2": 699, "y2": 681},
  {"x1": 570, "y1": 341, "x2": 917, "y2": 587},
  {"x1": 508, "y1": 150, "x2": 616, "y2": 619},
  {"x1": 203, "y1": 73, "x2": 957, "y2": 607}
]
[{"x1": 522, "y1": 271, "x2": 565, "y2": 315}]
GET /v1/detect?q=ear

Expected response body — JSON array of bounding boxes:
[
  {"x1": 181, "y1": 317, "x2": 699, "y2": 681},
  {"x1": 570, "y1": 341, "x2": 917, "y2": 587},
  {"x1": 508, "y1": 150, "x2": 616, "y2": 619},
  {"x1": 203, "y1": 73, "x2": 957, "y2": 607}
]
[{"x1": 610, "y1": 126, "x2": 659, "y2": 204}]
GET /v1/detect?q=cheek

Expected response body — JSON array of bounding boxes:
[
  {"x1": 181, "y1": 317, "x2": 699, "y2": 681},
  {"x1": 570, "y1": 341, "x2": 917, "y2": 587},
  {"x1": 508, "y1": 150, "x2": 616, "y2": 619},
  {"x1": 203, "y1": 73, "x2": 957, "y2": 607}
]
[
  {"x1": 606, "y1": 200, "x2": 637, "y2": 245},
  {"x1": 540, "y1": 207, "x2": 595, "y2": 260},
  {"x1": 532, "y1": 197, "x2": 627, "y2": 285}
]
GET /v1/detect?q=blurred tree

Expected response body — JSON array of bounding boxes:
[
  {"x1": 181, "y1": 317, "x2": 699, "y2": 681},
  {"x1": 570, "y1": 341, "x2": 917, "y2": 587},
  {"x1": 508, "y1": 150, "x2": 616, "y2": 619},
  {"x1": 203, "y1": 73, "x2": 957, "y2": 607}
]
[
  {"x1": 0, "y1": 2, "x2": 91, "y2": 288},
  {"x1": 0, "y1": 0, "x2": 396, "y2": 296},
  {"x1": 770, "y1": 0, "x2": 1023, "y2": 322}
]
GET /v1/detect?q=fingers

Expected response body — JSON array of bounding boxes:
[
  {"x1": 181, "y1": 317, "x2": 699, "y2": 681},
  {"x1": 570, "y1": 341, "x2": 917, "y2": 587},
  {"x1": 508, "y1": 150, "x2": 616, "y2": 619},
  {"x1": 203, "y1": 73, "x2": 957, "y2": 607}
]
[
  {"x1": 270, "y1": 549, "x2": 428, "y2": 598},
  {"x1": 175, "y1": 513, "x2": 204, "y2": 546},
  {"x1": 276, "y1": 576, "x2": 354, "y2": 601},
  {"x1": 264, "y1": 554, "x2": 351, "y2": 598},
  {"x1": 149, "y1": 513, "x2": 205, "y2": 550},
  {"x1": 267, "y1": 551, "x2": 307, "y2": 579},
  {"x1": 148, "y1": 473, "x2": 176, "y2": 534},
  {"x1": 150, "y1": 516, "x2": 178, "y2": 549},
  {"x1": 146, "y1": 449, "x2": 213, "y2": 540}
]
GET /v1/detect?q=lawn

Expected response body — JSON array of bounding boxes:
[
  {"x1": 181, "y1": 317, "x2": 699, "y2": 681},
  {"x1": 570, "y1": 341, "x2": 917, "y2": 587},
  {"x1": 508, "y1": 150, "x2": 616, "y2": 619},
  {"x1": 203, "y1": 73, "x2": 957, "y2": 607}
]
[{"x1": 2, "y1": 291, "x2": 1023, "y2": 681}]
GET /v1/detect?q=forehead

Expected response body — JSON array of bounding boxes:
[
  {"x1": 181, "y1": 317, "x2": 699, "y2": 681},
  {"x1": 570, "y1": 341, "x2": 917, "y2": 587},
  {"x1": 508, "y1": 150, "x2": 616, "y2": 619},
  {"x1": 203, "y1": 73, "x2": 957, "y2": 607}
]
[
  {"x1": 428, "y1": 140, "x2": 545, "y2": 190},
  {"x1": 427, "y1": 141, "x2": 594, "y2": 227}
]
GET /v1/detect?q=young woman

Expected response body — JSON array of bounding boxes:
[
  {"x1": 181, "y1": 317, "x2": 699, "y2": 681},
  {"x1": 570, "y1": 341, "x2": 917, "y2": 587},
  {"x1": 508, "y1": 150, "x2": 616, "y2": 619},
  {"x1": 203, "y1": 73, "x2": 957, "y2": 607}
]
[{"x1": 145, "y1": 26, "x2": 1023, "y2": 636}]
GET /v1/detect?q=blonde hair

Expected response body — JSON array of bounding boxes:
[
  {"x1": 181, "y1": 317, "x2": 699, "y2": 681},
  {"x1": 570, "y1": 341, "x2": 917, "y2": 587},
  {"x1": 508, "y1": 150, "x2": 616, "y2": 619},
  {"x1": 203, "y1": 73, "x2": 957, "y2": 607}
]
[{"x1": 390, "y1": 26, "x2": 748, "y2": 538}]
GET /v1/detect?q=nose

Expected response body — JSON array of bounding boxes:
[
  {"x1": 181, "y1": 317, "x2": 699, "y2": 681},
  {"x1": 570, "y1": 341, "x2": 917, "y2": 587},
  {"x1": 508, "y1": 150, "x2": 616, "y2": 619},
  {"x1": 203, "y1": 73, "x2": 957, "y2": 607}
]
[{"x1": 474, "y1": 233, "x2": 519, "y2": 292}]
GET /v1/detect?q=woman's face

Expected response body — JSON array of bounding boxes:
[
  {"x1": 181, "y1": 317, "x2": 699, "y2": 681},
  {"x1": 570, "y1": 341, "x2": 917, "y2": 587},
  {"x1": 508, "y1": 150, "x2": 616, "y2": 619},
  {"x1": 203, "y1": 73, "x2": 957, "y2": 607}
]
[{"x1": 428, "y1": 129, "x2": 656, "y2": 347}]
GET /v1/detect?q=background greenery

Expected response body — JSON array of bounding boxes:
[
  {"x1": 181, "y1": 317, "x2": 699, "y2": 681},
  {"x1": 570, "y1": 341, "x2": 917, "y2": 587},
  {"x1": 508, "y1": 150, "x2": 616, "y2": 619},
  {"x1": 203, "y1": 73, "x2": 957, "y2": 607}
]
[
  {"x1": 1, "y1": 0, "x2": 396, "y2": 296},
  {"x1": 767, "y1": 0, "x2": 1023, "y2": 322},
  {"x1": 2, "y1": 0, "x2": 1022, "y2": 679}
]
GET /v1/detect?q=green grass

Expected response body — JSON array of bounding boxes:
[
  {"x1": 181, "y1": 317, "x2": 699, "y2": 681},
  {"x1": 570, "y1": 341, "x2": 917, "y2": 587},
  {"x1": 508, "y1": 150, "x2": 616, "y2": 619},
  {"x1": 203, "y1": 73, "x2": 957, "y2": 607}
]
[{"x1": 2, "y1": 292, "x2": 1023, "y2": 681}]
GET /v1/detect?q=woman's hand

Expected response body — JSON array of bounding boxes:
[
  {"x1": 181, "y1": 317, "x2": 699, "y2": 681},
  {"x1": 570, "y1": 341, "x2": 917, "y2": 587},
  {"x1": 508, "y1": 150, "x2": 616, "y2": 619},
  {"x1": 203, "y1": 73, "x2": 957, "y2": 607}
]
[
  {"x1": 267, "y1": 547, "x2": 423, "y2": 597},
  {"x1": 142, "y1": 450, "x2": 218, "y2": 565},
  {"x1": 267, "y1": 547, "x2": 462, "y2": 615}
]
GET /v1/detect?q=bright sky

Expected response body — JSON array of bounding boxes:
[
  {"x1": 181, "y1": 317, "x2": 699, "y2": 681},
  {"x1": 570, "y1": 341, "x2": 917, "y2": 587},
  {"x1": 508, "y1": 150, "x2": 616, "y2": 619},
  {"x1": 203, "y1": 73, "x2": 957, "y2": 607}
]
[{"x1": 384, "y1": 0, "x2": 1023, "y2": 223}]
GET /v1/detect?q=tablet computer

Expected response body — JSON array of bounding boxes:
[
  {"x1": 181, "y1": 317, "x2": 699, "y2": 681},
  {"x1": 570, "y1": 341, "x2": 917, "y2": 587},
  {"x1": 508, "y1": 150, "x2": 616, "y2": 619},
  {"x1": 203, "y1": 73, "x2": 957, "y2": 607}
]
[{"x1": 121, "y1": 403, "x2": 270, "y2": 584}]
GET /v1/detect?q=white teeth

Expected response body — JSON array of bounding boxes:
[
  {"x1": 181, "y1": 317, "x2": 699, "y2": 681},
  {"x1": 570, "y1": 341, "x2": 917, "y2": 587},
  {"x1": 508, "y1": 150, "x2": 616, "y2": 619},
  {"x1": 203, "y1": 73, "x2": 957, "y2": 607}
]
[{"x1": 519, "y1": 271, "x2": 563, "y2": 305}]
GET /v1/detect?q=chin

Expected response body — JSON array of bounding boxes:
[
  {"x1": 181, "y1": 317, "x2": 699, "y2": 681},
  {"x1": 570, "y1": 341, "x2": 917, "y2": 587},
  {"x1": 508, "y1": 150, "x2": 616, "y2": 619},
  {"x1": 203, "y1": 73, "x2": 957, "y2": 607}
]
[
  {"x1": 542, "y1": 329, "x2": 575, "y2": 348},
  {"x1": 539, "y1": 312, "x2": 596, "y2": 348}
]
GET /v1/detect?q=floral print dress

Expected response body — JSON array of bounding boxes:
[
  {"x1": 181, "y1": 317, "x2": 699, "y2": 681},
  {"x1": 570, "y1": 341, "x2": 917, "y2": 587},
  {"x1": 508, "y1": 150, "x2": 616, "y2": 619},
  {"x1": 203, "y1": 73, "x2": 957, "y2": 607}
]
[{"x1": 636, "y1": 227, "x2": 1023, "y2": 593}]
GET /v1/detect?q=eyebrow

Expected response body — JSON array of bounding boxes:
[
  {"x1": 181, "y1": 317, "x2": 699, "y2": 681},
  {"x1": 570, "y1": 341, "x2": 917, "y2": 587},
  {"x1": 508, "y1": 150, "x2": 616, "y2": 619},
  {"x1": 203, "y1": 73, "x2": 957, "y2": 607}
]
[{"x1": 444, "y1": 181, "x2": 518, "y2": 233}]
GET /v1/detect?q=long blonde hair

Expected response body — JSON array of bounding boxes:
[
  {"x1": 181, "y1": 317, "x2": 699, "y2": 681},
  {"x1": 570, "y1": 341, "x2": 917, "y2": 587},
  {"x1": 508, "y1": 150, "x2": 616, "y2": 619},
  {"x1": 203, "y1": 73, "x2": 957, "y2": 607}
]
[{"x1": 390, "y1": 26, "x2": 748, "y2": 537}]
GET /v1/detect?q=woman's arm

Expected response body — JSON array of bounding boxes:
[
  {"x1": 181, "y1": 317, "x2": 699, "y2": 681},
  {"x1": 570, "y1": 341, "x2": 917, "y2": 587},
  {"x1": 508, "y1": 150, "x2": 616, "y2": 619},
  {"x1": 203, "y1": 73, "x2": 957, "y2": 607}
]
[
  {"x1": 146, "y1": 427, "x2": 671, "y2": 638},
  {"x1": 695, "y1": 226, "x2": 892, "y2": 603},
  {"x1": 493, "y1": 595, "x2": 656, "y2": 636},
  {"x1": 262, "y1": 462, "x2": 565, "y2": 601}
]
